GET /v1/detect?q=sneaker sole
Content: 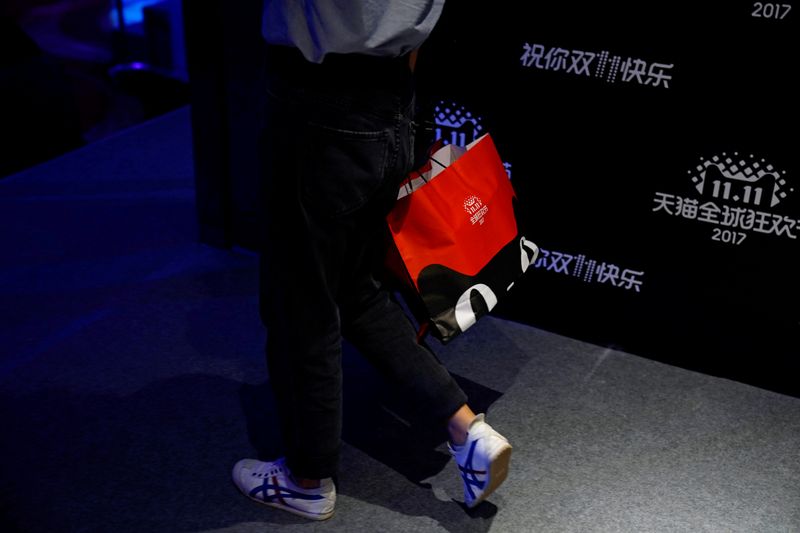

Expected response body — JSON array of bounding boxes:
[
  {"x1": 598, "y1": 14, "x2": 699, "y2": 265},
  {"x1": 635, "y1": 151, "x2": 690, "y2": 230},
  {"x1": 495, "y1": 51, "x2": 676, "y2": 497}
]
[
  {"x1": 247, "y1": 494, "x2": 335, "y2": 521},
  {"x1": 468, "y1": 443, "x2": 512, "y2": 508}
]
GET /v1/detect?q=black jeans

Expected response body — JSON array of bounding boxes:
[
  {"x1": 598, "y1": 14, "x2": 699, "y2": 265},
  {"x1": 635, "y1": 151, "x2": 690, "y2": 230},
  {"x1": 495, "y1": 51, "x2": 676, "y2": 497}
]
[{"x1": 259, "y1": 46, "x2": 468, "y2": 479}]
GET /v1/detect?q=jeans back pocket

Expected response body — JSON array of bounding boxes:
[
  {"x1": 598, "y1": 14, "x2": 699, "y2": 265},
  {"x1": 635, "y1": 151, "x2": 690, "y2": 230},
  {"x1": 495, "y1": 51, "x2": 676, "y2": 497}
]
[{"x1": 300, "y1": 122, "x2": 391, "y2": 218}]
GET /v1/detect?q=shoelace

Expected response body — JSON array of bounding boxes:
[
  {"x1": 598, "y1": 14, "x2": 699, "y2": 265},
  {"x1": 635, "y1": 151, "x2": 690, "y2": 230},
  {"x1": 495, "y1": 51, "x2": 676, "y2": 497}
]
[{"x1": 252, "y1": 462, "x2": 286, "y2": 478}]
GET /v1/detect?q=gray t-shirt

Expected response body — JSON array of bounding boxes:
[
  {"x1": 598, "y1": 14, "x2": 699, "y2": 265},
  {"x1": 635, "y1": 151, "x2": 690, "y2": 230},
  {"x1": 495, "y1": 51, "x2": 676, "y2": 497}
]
[{"x1": 262, "y1": 0, "x2": 446, "y2": 63}]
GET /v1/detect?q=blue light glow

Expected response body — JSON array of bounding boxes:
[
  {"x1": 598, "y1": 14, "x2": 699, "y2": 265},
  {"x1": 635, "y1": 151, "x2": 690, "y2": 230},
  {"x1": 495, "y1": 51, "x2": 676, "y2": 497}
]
[{"x1": 109, "y1": 0, "x2": 163, "y2": 28}]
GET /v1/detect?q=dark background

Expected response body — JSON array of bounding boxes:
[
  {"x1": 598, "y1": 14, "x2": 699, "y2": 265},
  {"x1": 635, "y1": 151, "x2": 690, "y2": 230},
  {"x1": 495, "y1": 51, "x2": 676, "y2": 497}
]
[
  {"x1": 3, "y1": 0, "x2": 797, "y2": 396},
  {"x1": 416, "y1": 1, "x2": 797, "y2": 395},
  {"x1": 0, "y1": 0, "x2": 188, "y2": 177}
]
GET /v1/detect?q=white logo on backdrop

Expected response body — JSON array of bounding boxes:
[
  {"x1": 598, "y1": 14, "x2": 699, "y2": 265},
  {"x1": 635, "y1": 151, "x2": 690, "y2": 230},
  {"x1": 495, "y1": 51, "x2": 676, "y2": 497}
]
[
  {"x1": 533, "y1": 248, "x2": 644, "y2": 292},
  {"x1": 653, "y1": 152, "x2": 796, "y2": 245},
  {"x1": 520, "y1": 43, "x2": 673, "y2": 89},
  {"x1": 689, "y1": 153, "x2": 790, "y2": 208},
  {"x1": 434, "y1": 101, "x2": 512, "y2": 179},
  {"x1": 434, "y1": 102, "x2": 483, "y2": 147}
]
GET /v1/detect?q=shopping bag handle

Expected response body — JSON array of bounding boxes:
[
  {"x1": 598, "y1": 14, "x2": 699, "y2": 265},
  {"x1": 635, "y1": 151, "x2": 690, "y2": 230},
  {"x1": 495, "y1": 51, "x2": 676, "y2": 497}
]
[
  {"x1": 402, "y1": 155, "x2": 446, "y2": 195},
  {"x1": 400, "y1": 139, "x2": 449, "y2": 196},
  {"x1": 429, "y1": 156, "x2": 447, "y2": 170}
]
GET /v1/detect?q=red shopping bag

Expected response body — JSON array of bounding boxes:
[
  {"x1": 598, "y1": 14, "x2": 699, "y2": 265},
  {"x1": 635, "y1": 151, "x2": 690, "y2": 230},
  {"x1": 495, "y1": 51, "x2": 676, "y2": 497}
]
[{"x1": 386, "y1": 134, "x2": 539, "y2": 343}]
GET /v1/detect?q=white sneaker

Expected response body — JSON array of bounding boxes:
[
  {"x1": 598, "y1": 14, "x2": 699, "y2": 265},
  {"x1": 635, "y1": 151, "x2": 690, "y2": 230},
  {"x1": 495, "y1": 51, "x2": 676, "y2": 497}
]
[
  {"x1": 232, "y1": 458, "x2": 335, "y2": 520},
  {"x1": 448, "y1": 414, "x2": 512, "y2": 508}
]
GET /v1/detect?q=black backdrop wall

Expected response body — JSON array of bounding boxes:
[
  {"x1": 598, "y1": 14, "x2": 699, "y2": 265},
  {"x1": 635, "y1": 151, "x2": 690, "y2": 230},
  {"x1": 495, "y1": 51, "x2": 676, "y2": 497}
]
[{"x1": 185, "y1": 1, "x2": 798, "y2": 396}]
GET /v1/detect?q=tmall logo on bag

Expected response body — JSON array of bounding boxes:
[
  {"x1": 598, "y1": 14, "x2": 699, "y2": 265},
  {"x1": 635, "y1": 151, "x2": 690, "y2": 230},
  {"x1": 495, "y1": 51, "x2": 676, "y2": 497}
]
[{"x1": 464, "y1": 195, "x2": 488, "y2": 225}]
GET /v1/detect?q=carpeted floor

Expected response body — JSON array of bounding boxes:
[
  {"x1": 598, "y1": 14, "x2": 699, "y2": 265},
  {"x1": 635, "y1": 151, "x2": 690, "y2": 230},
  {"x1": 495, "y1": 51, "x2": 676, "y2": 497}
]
[{"x1": 1, "y1": 107, "x2": 798, "y2": 532}]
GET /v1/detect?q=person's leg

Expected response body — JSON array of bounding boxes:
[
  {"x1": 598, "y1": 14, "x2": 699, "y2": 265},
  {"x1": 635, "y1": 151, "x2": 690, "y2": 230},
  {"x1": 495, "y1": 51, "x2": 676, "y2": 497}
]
[
  {"x1": 339, "y1": 254, "x2": 513, "y2": 509},
  {"x1": 231, "y1": 65, "x2": 343, "y2": 521},
  {"x1": 331, "y1": 67, "x2": 512, "y2": 508},
  {"x1": 331, "y1": 75, "x2": 471, "y2": 430},
  {"x1": 448, "y1": 404, "x2": 478, "y2": 445},
  {"x1": 243, "y1": 46, "x2": 424, "y2": 490},
  {"x1": 258, "y1": 85, "x2": 345, "y2": 481},
  {"x1": 339, "y1": 265, "x2": 469, "y2": 425}
]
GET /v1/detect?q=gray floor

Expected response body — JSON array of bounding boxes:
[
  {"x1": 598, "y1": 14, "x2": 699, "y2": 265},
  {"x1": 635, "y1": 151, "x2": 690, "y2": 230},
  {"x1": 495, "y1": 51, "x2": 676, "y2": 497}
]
[{"x1": 1, "y1": 107, "x2": 798, "y2": 533}]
